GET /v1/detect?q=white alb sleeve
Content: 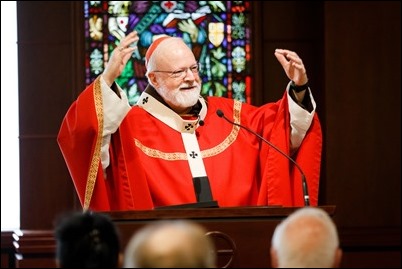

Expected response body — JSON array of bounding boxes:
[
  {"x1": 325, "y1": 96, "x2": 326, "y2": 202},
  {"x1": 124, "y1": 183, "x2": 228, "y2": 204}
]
[
  {"x1": 99, "y1": 76, "x2": 131, "y2": 170},
  {"x1": 287, "y1": 83, "x2": 316, "y2": 153}
]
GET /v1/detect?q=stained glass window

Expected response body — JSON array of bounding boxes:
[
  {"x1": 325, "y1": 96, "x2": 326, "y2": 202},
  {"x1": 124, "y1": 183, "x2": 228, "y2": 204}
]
[{"x1": 84, "y1": 1, "x2": 252, "y2": 105}]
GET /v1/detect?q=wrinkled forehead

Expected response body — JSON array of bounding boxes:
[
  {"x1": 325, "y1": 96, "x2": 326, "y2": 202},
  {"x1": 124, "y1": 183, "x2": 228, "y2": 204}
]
[
  {"x1": 154, "y1": 37, "x2": 188, "y2": 56},
  {"x1": 145, "y1": 36, "x2": 171, "y2": 64},
  {"x1": 152, "y1": 39, "x2": 196, "y2": 69},
  {"x1": 146, "y1": 37, "x2": 191, "y2": 68}
]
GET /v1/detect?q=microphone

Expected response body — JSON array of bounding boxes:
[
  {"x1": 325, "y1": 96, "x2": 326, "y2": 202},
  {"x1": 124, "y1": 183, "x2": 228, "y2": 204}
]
[
  {"x1": 197, "y1": 115, "x2": 205, "y2": 126},
  {"x1": 216, "y1": 109, "x2": 310, "y2": 206}
]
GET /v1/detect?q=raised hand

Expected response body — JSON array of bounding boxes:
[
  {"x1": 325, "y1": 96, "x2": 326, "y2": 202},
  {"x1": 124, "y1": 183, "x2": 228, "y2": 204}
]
[
  {"x1": 274, "y1": 49, "x2": 308, "y2": 86},
  {"x1": 102, "y1": 31, "x2": 139, "y2": 87}
]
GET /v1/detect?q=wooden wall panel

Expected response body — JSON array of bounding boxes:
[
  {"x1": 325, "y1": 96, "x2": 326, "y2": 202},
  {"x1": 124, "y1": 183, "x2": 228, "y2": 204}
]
[
  {"x1": 17, "y1": 1, "x2": 84, "y2": 229},
  {"x1": 19, "y1": 139, "x2": 74, "y2": 229},
  {"x1": 324, "y1": 1, "x2": 401, "y2": 228}
]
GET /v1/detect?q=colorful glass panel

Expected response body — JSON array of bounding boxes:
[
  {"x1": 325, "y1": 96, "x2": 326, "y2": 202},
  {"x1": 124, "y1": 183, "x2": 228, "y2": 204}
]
[{"x1": 84, "y1": 1, "x2": 252, "y2": 105}]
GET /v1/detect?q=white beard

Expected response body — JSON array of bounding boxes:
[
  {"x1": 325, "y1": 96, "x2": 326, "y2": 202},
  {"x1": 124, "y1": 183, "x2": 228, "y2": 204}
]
[{"x1": 157, "y1": 82, "x2": 201, "y2": 110}]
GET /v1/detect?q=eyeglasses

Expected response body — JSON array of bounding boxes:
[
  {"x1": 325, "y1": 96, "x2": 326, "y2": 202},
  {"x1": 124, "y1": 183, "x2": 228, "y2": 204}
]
[{"x1": 153, "y1": 63, "x2": 200, "y2": 79}]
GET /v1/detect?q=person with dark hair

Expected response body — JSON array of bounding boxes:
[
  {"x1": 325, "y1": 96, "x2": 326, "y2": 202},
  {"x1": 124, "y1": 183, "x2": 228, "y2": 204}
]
[
  {"x1": 58, "y1": 31, "x2": 322, "y2": 211},
  {"x1": 54, "y1": 211, "x2": 121, "y2": 268},
  {"x1": 124, "y1": 219, "x2": 216, "y2": 268}
]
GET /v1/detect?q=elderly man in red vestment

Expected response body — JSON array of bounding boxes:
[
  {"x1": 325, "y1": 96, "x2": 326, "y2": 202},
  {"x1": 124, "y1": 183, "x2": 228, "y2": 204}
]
[{"x1": 57, "y1": 31, "x2": 322, "y2": 211}]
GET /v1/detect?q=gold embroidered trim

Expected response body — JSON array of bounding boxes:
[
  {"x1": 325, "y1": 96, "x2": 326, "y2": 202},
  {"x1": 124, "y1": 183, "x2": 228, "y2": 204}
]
[
  {"x1": 202, "y1": 100, "x2": 242, "y2": 157},
  {"x1": 84, "y1": 77, "x2": 104, "y2": 210},
  {"x1": 134, "y1": 139, "x2": 188, "y2": 160},
  {"x1": 134, "y1": 100, "x2": 242, "y2": 160}
]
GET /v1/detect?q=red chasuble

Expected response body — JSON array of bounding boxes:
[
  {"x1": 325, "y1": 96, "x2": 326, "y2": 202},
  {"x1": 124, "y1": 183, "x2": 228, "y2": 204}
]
[{"x1": 57, "y1": 78, "x2": 322, "y2": 211}]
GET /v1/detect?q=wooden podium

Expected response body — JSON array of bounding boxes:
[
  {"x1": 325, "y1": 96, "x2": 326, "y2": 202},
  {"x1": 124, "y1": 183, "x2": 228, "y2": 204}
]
[{"x1": 108, "y1": 205, "x2": 336, "y2": 268}]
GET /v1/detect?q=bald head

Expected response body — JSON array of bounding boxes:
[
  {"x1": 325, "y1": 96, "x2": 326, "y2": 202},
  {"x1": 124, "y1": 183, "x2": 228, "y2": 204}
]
[
  {"x1": 145, "y1": 37, "x2": 196, "y2": 74},
  {"x1": 124, "y1": 220, "x2": 216, "y2": 268},
  {"x1": 271, "y1": 207, "x2": 342, "y2": 268}
]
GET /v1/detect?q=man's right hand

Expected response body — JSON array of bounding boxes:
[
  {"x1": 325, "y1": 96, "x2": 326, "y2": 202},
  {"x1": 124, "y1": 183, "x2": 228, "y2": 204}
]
[{"x1": 102, "y1": 31, "x2": 139, "y2": 87}]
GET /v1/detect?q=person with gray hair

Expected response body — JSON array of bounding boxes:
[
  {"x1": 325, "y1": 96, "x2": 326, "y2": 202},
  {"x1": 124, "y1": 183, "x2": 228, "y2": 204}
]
[
  {"x1": 124, "y1": 219, "x2": 216, "y2": 268},
  {"x1": 270, "y1": 207, "x2": 342, "y2": 268}
]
